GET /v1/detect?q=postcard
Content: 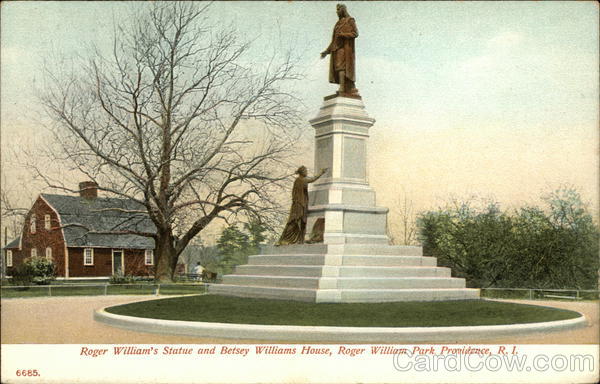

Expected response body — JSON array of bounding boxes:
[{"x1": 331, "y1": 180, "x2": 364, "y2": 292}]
[{"x1": 1, "y1": 1, "x2": 598, "y2": 383}]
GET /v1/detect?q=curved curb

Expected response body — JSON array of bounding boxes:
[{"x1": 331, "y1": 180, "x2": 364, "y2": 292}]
[{"x1": 94, "y1": 307, "x2": 588, "y2": 343}]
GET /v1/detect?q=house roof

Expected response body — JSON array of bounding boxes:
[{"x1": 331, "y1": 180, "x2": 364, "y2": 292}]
[
  {"x1": 41, "y1": 194, "x2": 156, "y2": 249},
  {"x1": 4, "y1": 236, "x2": 20, "y2": 249}
]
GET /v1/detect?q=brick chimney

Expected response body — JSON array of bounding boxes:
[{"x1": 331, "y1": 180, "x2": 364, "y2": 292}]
[{"x1": 79, "y1": 181, "x2": 98, "y2": 199}]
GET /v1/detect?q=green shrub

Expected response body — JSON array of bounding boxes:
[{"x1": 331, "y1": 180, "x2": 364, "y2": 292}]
[
  {"x1": 12, "y1": 257, "x2": 55, "y2": 286},
  {"x1": 417, "y1": 187, "x2": 599, "y2": 290},
  {"x1": 109, "y1": 274, "x2": 153, "y2": 284},
  {"x1": 109, "y1": 274, "x2": 130, "y2": 284},
  {"x1": 11, "y1": 264, "x2": 33, "y2": 287}
]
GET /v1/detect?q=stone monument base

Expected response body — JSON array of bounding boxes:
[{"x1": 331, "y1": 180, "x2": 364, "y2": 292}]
[
  {"x1": 208, "y1": 244, "x2": 479, "y2": 303},
  {"x1": 209, "y1": 95, "x2": 479, "y2": 303}
]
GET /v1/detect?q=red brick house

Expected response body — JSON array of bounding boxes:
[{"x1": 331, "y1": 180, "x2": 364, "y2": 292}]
[{"x1": 3, "y1": 182, "x2": 156, "y2": 279}]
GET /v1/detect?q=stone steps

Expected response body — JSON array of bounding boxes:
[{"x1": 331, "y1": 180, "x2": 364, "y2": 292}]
[
  {"x1": 338, "y1": 288, "x2": 480, "y2": 302},
  {"x1": 234, "y1": 265, "x2": 451, "y2": 278},
  {"x1": 339, "y1": 266, "x2": 450, "y2": 277},
  {"x1": 341, "y1": 244, "x2": 423, "y2": 256},
  {"x1": 235, "y1": 265, "x2": 324, "y2": 277},
  {"x1": 259, "y1": 244, "x2": 423, "y2": 256},
  {"x1": 248, "y1": 255, "x2": 326, "y2": 266},
  {"x1": 333, "y1": 277, "x2": 465, "y2": 289},
  {"x1": 222, "y1": 275, "x2": 320, "y2": 289},
  {"x1": 248, "y1": 255, "x2": 437, "y2": 267},
  {"x1": 209, "y1": 284, "x2": 480, "y2": 303},
  {"x1": 221, "y1": 275, "x2": 465, "y2": 289},
  {"x1": 209, "y1": 284, "x2": 317, "y2": 301},
  {"x1": 209, "y1": 242, "x2": 479, "y2": 303},
  {"x1": 260, "y1": 245, "x2": 327, "y2": 255},
  {"x1": 341, "y1": 255, "x2": 436, "y2": 267}
]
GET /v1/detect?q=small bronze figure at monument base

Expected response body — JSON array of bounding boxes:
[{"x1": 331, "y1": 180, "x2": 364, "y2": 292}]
[
  {"x1": 321, "y1": 3, "x2": 359, "y2": 98},
  {"x1": 307, "y1": 217, "x2": 325, "y2": 244},
  {"x1": 277, "y1": 166, "x2": 327, "y2": 245}
]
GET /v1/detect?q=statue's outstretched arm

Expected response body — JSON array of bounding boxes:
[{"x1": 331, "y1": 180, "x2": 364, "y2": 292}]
[
  {"x1": 306, "y1": 168, "x2": 328, "y2": 183},
  {"x1": 321, "y1": 32, "x2": 335, "y2": 58}
]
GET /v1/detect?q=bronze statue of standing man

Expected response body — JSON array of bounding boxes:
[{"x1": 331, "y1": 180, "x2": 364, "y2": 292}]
[{"x1": 321, "y1": 3, "x2": 359, "y2": 97}]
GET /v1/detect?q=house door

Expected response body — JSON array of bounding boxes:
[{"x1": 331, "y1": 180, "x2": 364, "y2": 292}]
[{"x1": 112, "y1": 250, "x2": 124, "y2": 275}]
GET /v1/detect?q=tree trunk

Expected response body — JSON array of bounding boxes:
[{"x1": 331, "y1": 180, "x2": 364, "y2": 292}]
[{"x1": 155, "y1": 231, "x2": 177, "y2": 282}]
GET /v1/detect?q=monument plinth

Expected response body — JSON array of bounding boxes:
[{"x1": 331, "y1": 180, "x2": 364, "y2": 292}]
[
  {"x1": 209, "y1": 94, "x2": 479, "y2": 302},
  {"x1": 307, "y1": 96, "x2": 389, "y2": 245}
]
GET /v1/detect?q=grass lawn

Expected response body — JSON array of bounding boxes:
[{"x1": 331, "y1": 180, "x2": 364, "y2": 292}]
[
  {"x1": 0, "y1": 286, "x2": 50, "y2": 298},
  {"x1": 104, "y1": 295, "x2": 582, "y2": 327}
]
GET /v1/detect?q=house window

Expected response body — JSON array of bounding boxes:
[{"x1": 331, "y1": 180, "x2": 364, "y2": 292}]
[
  {"x1": 44, "y1": 214, "x2": 51, "y2": 230},
  {"x1": 31, "y1": 248, "x2": 37, "y2": 258},
  {"x1": 46, "y1": 247, "x2": 53, "y2": 261},
  {"x1": 30, "y1": 215, "x2": 36, "y2": 234},
  {"x1": 6, "y1": 250, "x2": 12, "y2": 267},
  {"x1": 145, "y1": 249, "x2": 154, "y2": 265},
  {"x1": 84, "y1": 248, "x2": 94, "y2": 266}
]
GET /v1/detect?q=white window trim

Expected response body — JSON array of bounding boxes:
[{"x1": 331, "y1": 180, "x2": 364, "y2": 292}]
[
  {"x1": 31, "y1": 248, "x2": 37, "y2": 258},
  {"x1": 6, "y1": 250, "x2": 13, "y2": 267},
  {"x1": 46, "y1": 247, "x2": 53, "y2": 261},
  {"x1": 145, "y1": 249, "x2": 154, "y2": 265},
  {"x1": 84, "y1": 248, "x2": 94, "y2": 266},
  {"x1": 30, "y1": 215, "x2": 36, "y2": 234},
  {"x1": 44, "y1": 214, "x2": 51, "y2": 230}
]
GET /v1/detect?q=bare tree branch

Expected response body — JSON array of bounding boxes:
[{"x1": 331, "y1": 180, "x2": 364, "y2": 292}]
[{"x1": 37, "y1": 2, "x2": 304, "y2": 281}]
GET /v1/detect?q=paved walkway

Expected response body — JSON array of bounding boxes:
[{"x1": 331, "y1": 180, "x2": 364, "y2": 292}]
[
  {"x1": 1, "y1": 295, "x2": 597, "y2": 344},
  {"x1": 482, "y1": 299, "x2": 598, "y2": 344}
]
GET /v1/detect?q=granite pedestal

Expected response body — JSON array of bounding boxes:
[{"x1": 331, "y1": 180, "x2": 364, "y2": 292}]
[{"x1": 209, "y1": 96, "x2": 480, "y2": 302}]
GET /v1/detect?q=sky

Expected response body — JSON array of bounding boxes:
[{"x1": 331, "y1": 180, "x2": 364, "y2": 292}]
[{"x1": 1, "y1": 1, "x2": 598, "y2": 240}]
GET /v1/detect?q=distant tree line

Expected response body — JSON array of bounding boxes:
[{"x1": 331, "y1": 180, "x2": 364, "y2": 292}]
[{"x1": 417, "y1": 187, "x2": 599, "y2": 289}]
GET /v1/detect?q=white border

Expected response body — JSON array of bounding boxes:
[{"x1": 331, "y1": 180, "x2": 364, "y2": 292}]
[{"x1": 94, "y1": 305, "x2": 588, "y2": 343}]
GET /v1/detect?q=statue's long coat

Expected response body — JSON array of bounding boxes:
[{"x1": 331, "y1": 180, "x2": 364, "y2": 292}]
[
  {"x1": 278, "y1": 170, "x2": 324, "y2": 245},
  {"x1": 278, "y1": 176, "x2": 310, "y2": 245},
  {"x1": 326, "y1": 16, "x2": 358, "y2": 84}
]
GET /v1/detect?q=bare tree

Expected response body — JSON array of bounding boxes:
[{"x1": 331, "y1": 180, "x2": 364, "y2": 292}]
[
  {"x1": 389, "y1": 189, "x2": 417, "y2": 246},
  {"x1": 38, "y1": 2, "x2": 304, "y2": 281},
  {"x1": 1, "y1": 180, "x2": 30, "y2": 243}
]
